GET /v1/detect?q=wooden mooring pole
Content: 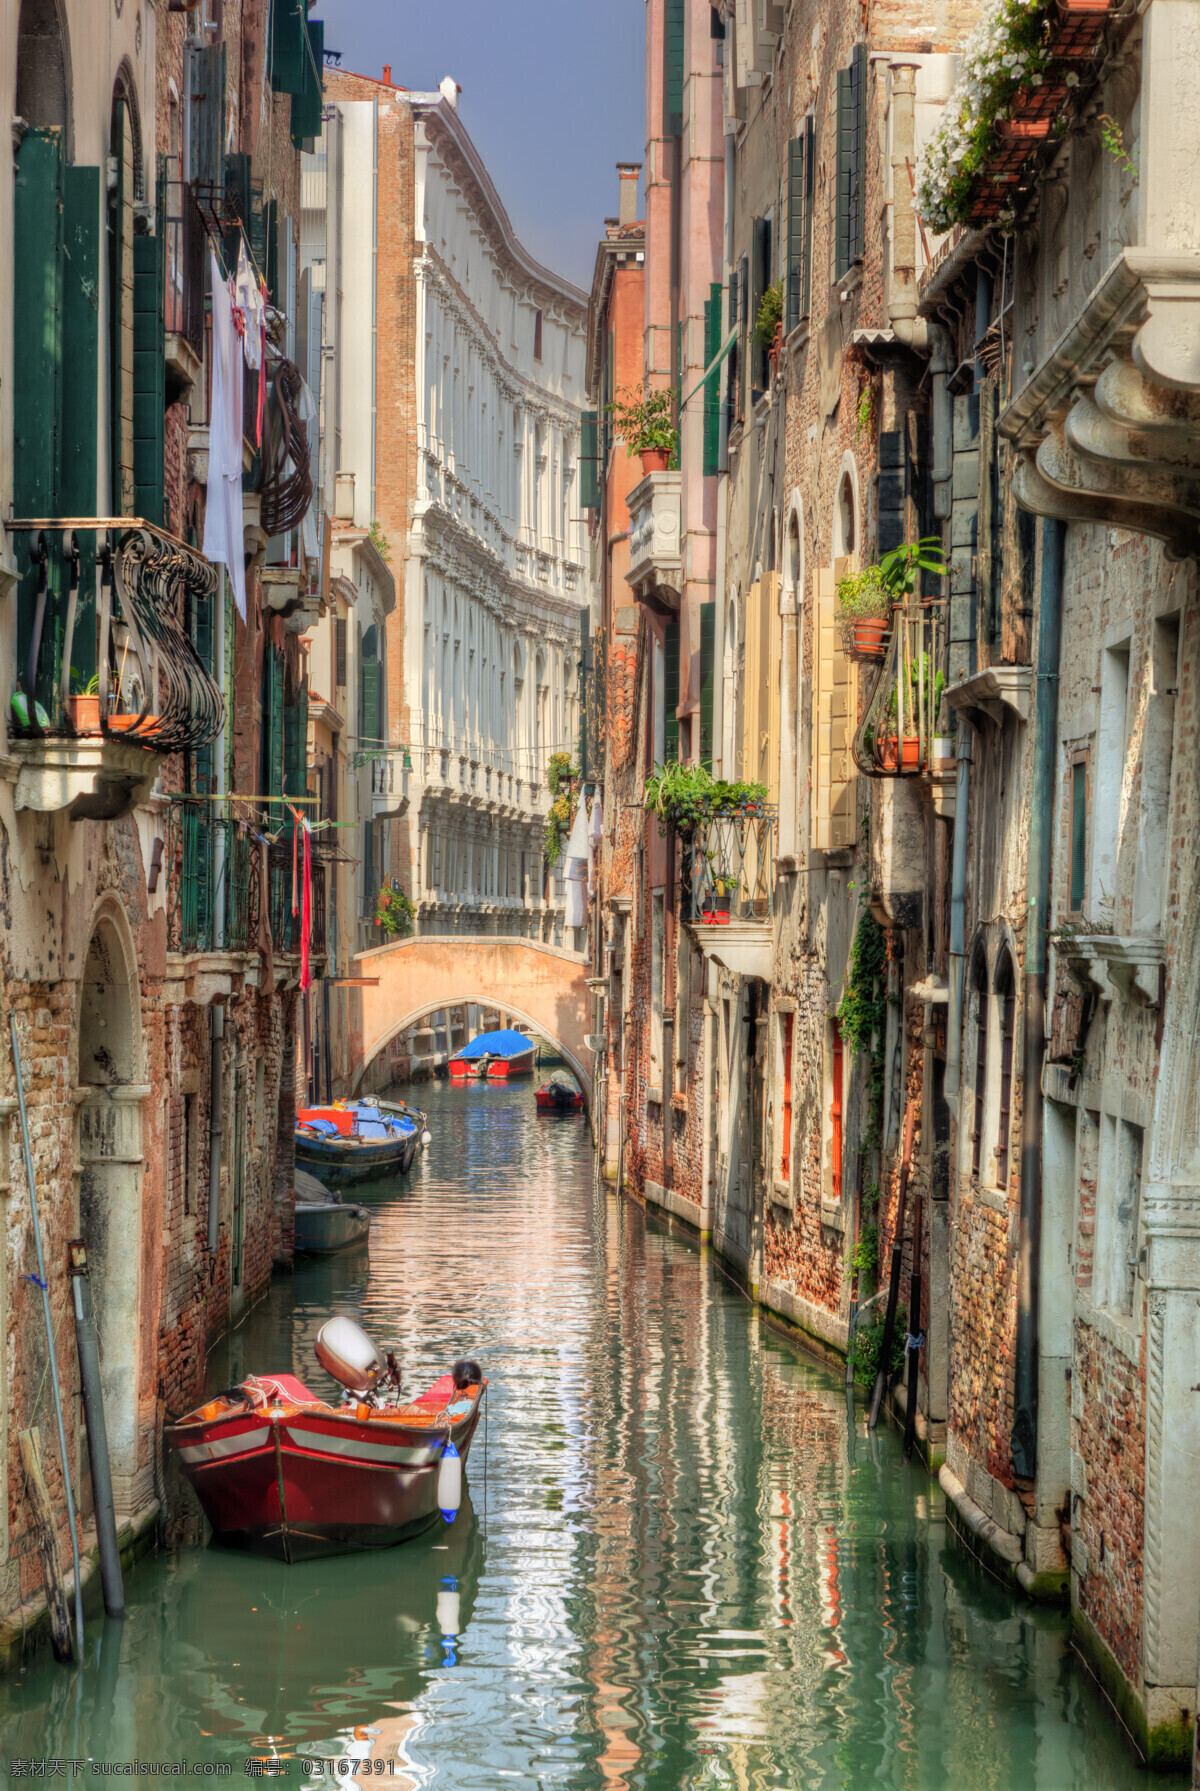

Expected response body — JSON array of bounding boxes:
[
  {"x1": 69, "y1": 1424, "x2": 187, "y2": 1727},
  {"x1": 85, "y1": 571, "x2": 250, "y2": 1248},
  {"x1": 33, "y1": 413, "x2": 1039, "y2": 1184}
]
[{"x1": 19, "y1": 1429, "x2": 74, "y2": 1663}]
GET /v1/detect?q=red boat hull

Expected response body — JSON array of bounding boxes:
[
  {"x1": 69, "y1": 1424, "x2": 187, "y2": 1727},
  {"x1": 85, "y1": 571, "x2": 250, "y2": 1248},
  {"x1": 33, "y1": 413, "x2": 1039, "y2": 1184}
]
[
  {"x1": 169, "y1": 1378, "x2": 484, "y2": 1562},
  {"x1": 535, "y1": 1086, "x2": 584, "y2": 1111},
  {"x1": 449, "y1": 1048, "x2": 535, "y2": 1080}
]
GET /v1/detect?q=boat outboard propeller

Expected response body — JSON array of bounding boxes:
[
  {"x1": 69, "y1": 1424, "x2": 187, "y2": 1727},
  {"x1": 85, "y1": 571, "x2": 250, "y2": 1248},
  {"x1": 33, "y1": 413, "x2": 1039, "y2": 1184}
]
[{"x1": 316, "y1": 1316, "x2": 386, "y2": 1395}]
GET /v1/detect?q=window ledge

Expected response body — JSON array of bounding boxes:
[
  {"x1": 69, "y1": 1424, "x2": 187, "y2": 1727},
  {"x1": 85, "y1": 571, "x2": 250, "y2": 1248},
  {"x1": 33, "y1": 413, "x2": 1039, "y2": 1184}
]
[
  {"x1": 647, "y1": 1085, "x2": 664, "y2": 1107},
  {"x1": 671, "y1": 1090, "x2": 689, "y2": 1113},
  {"x1": 773, "y1": 1176, "x2": 794, "y2": 1208},
  {"x1": 820, "y1": 1201, "x2": 848, "y2": 1233},
  {"x1": 786, "y1": 322, "x2": 811, "y2": 354},
  {"x1": 1055, "y1": 932, "x2": 1165, "y2": 1006}
]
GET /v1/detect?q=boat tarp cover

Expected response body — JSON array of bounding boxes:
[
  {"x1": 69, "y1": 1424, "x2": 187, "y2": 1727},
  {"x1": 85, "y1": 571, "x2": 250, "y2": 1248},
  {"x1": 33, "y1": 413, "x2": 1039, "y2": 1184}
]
[{"x1": 456, "y1": 1028, "x2": 531, "y2": 1060}]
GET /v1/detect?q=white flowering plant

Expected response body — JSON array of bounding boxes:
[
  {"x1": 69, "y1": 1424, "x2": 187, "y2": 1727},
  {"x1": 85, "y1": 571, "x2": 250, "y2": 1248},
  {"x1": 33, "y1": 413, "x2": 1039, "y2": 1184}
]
[{"x1": 916, "y1": 0, "x2": 1067, "y2": 233}]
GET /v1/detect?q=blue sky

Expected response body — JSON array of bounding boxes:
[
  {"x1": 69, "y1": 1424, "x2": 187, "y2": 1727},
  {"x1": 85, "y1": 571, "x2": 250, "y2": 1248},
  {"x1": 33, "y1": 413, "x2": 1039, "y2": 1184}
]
[{"x1": 316, "y1": 0, "x2": 646, "y2": 292}]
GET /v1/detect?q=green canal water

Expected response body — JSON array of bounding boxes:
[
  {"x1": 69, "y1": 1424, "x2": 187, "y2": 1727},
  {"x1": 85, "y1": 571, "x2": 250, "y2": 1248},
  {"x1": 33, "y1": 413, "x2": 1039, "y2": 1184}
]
[{"x1": 0, "y1": 1081, "x2": 1178, "y2": 1788}]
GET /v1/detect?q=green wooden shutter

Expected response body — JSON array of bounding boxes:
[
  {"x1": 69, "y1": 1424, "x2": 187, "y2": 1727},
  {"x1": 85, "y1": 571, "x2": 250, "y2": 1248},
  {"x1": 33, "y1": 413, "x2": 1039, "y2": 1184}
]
[
  {"x1": 291, "y1": 18, "x2": 324, "y2": 148},
  {"x1": 802, "y1": 116, "x2": 815, "y2": 319},
  {"x1": 271, "y1": 0, "x2": 308, "y2": 95},
  {"x1": 263, "y1": 646, "x2": 285, "y2": 828},
  {"x1": 360, "y1": 653, "x2": 380, "y2": 749},
  {"x1": 264, "y1": 198, "x2": 279, "y2": 306},
  {"x1": 836, "y1": 48, "x2": 866, "y2": 279},
  {"x1": 703, "y1": 285, "x2": 721, "y2": 475},
  {"x1": 786, "y1": 135, "x2": 805, "y2": 333},
  {"x1": 664, "y1": 0, "x2": 684, "y2": 134},
  {"x1": 62, "y1": 163, "x2": 101, "y2": 692},
  {"x1": 698, "y1": 602, "x2": 715, "y2": 771},
  {"x1": 188, "y1": 42, "x2": 226, "y2": 202},
  {"x1": 133, "y1": 225, "x2": 166, "y2": 525},
  {"x1": 580, "y1": 410, "x2": 599, "y2": 510},
  {"x1": 13, "y1": 130, "x2": 64, "y2": 716},
  {"x1": 663, "y1": 618, "x2": 680, "y2": 763}
]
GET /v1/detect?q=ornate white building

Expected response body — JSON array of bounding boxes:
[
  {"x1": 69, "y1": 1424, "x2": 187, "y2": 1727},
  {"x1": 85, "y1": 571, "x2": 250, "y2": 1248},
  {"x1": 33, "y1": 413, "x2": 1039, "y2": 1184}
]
[{"x1": 322, "y1": 70, "x2": 589, "y2": 943}]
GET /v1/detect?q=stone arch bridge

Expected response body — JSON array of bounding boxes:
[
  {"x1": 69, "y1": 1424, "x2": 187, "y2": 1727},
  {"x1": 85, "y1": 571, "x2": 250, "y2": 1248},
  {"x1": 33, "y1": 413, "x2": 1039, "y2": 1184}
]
[{"x1": 351, "y1": 935, "x2": 593, "y2": 1103}]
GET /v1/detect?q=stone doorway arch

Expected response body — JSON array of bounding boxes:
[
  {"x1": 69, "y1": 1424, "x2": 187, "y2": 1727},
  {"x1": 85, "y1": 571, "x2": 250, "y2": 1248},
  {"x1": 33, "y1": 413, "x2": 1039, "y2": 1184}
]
[{"x1": 76, "y1": 901, "x2": 146, "y2": 1514}]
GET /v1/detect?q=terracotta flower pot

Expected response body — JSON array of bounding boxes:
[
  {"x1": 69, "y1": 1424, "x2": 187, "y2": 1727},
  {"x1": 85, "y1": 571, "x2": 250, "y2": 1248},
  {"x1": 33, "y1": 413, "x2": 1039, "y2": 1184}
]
[
  {"x1": 640, "y1": 448, "x2": 670, "y2": 474},
  {"x1": 67, "y1": 695, "x2": 101, "y2": 733},
  {"x1": 106, "y1": 713, "x2": 160, "y2": 734},
  {"x1": 849, "y1": 617, "x2": 889, "y2": 660},
  {"x1": 878, "y1": 735, "x2": 921, "y2": 772}
]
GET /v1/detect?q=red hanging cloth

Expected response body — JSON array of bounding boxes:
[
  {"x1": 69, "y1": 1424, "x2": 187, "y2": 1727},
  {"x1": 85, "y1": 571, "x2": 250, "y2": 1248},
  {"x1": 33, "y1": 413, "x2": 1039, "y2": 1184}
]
[{"x1": 300, "y1": 820, "x2": 313, "y2": 992}]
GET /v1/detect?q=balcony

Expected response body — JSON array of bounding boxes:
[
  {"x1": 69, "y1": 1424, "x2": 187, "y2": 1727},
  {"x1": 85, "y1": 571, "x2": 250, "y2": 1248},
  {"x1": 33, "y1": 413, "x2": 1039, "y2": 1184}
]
[
  {"x1": 3, "y1": 522, "x2": 225, "y2": 820},
  {"x1": 684, "y1": 807, "x2": 776, "y2": 981},
  {"x1": 852, "y1": 602, "x2": 945, "y2": 780},
  {"x1": 164, "y1": 807, "x2": 262, "y2": 1004},
  {"x1": 368, "y1": 751, "x2": 410, "y2": 822},
  {"x1": 625, "y1": 470, "x2": 682, "y2": 614},
  {"x1": 268, "y1": 854, "x2": 328, "y2": 967}
]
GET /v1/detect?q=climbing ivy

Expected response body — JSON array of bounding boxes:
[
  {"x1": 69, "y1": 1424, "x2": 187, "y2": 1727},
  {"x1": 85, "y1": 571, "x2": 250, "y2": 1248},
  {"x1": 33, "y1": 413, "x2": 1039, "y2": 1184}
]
[
  {"x1": 837, "y1": 908, "x2": 888, "y2": 1149},
  {"x1": 849, "y1": 1305, "x2": 907, "y2": 1388}
]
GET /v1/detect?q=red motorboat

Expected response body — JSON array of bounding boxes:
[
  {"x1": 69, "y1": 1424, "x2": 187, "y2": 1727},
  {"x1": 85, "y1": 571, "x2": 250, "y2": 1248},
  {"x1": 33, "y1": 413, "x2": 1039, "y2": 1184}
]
[
  {"x1": 535, "y1": 1073, "x2": 584, "y2": 1112},
  {"x1": 448, "y1": 1027, "x2": 536, "y2": 1080},
  {"x1": 168, "y1": 1318, "x2": 485, "y2": 1562}
]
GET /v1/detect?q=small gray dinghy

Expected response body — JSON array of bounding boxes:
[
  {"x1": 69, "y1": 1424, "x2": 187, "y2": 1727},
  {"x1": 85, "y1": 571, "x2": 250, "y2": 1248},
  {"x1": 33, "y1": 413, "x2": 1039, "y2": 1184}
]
[{"x1": 293, "y1": 1168, "x2": 371, "y2": 1255}]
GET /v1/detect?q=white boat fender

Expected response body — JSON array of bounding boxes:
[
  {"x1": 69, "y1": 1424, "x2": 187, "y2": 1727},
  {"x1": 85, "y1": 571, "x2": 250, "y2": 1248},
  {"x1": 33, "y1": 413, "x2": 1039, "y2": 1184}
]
[
  {"x1": 437, "y1": 1439, "x2": 462, "y2": 1524},
  {"x1": 436, "y1": 1578, "x2": 460, "y2": 1636},
  {"x1": 421, "y1": 1129, "x2": 432, "y2": 1146}
]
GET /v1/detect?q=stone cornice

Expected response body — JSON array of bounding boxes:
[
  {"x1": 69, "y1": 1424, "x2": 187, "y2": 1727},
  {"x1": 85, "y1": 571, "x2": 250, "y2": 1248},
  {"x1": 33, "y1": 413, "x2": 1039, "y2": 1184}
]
[
  {"x1": 413, "y1": 99, "x2": 588, "y2": 317},
  {"x1": 415, "y1": 502, "x2": 584, "y2": 632}
]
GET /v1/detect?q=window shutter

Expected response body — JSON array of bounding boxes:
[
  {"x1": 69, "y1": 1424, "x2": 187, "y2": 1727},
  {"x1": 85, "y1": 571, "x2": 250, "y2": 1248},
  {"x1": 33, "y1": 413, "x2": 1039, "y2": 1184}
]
[
  {"x1": 13, "y1": 131, "x2": 63, "y2": 517},
  {"x1": 664, "y1": 0, "x2": 685, "y2": 133},
  {"x1": 698, "y1": 601, "x2": 715, "y2": 770},
  {"x1": 61, "y1": 165, "x2": 99, "y2": 516},
  {"x1": 291, "y1": 17, "x2": 324, "y2": 149},
  {"x1": 764, "y1": 571, "x2": 781, "y2": 807},
  {"x1": 270, "y1": 0, "x2": 307, "y2": 96},
  {"x1": 836, "y1": 47, "x2": 866, "y2": 278},
  {"x1": 263, "y1": 646, "x2": 285, "y2": 828},
  {"x1": 133, "y1": 218, "x2": 166, "y2": 526},
  {"x1": 361, "y1": 652, "x2": 380, "y2": 749},
  {"x1": 110, "y1": 100, "x2": 136, "y2": 516},
  {"x1": 751, "y1": 216, "x2": 771, "y2": 396},
  {"x1": 579, "y1": 410, "x2": 599, "y2": 510},
  {"x1": 741, "y1": 581, "x2": 761, "y2": 783},
  {"x1": 264, "y1": 198, "x2": 279, "y2": 306},
  {"x1": 335, "y1": 617, "x2": 348, "y2": 691},
  {"x1": 786, "y1": 135, "x2": 805, "y2": 334},
  {"x1": 703, "y1": 284, "x2": 721, "y2": 475},
  {"x1": 188, "y1": 42, "x2": 226, "y2": 201},
  {"x1": 663, "y1": 618, "x2": 680, "y2": 763},
  {"x1": 811, "y1": 567, "x2": 854, "y2": 849}
]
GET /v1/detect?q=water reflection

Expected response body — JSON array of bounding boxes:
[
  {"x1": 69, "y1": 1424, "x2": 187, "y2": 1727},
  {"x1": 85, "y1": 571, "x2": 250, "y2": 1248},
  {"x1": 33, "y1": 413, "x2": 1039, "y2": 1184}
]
[{"x1": 0, "y1": 1082, "x2": 1174, "y2": 1788}]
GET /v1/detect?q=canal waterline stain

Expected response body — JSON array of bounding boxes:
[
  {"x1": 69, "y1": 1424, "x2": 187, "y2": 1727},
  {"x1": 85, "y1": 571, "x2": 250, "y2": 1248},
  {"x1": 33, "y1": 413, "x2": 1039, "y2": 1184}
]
[{"x1": 0, "y1": 1081, "x2": 1178, "y2": 1787}]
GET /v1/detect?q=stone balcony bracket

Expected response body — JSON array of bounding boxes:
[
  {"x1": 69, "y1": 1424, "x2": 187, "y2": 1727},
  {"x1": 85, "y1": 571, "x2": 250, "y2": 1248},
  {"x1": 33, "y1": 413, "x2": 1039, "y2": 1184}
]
[
  {"x1": 163, "y1": 949, "x2": 258, "y2": 1008},
  {"x1": 2, "y1": 735, "x2": 159, "y2": 821},
  {"x1": 1000, "y1": 250, "x2": 1200, "y2": 560},
  {"x1": 946, "y1": 665, "x2": 1033, "y2": 730},
  {"x1": 686, "y1": 919, "x2": 774, "y2": 983},
  {"x1": 1056, "y1": 932, "x2": 1165, "y2": 1006},
  {"x1": 626, "y1": 470, "x2": 682, "y2": 614}
]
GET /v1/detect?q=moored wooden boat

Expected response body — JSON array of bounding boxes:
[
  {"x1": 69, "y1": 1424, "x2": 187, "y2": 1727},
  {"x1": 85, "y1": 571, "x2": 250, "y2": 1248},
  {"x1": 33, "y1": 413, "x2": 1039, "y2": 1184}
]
[
  {"x1": 296, "y1": 1100, "x2": 420, "y2": 1185},
  {"x1": 168, "y1": 1320, "x2": 485, "y2": 1563},
  {"x1": 535, "y1": 1074, "x2": 584, "y2": 1112},
  {"x1": 448, "y1": 1027, "x2": 536, "y2": 1081},
  {"x1": 293, "y1": 1168, "x2": 371, "y2": 1253}
]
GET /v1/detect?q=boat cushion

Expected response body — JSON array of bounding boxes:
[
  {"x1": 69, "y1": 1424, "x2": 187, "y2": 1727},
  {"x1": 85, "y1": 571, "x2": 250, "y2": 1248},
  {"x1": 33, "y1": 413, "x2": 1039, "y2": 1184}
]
[
  {"x1": 251, "y1": 1373, "x2": 321, "y2": 1406},
  {"x1": 415, "y1": 1373, "x2": 459, "y2": 1405}
]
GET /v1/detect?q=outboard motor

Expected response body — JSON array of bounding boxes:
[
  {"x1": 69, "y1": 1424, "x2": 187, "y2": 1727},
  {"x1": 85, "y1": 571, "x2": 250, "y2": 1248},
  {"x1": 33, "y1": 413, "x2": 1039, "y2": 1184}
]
[
  {"x1": 316, "y1": 1316, "x2": 386, "y2": 1396},
  {"x1": 452, "y1": 1358, "x2": 482, "y2": 1390}
]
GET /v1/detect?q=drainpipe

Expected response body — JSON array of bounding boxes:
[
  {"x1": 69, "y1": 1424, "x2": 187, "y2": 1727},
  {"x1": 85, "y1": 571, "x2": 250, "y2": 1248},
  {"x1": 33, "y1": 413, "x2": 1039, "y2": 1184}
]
[
  {"x1": 69, "y1": 1256, "x2": 125, "y2": 1617},
  {"x1": 944, "y1": 722, "x2": 972, "y2": 1116},
  {"x1": 208, "y1": 1004, "x2": 225, "y2": 1254},
  {"x1": 1012, "y1": 518, "x2": 1065, "y2": 1482},
  {"x1": 887, "y1": 63, "x2": 953, "y2": 521}
]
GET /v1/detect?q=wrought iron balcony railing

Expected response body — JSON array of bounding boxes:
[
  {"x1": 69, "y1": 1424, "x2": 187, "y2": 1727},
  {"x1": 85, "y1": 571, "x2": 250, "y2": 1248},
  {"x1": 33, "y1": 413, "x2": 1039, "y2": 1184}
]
[
  {"x1": 686, "y1": 807, "x2": 777, "y2": 926},
  {"x1": 166, "y1": 806, "x2": 261, "y2": 955},
  {"x1": 6, "y1": 520, "x2": 225, "y2": 754},
  {"x1": 851, "y1": 600, "x2": 945, "y2": 779},
  {"x1": 268, "y1": 857, "x2": 327, "y2": 957}
]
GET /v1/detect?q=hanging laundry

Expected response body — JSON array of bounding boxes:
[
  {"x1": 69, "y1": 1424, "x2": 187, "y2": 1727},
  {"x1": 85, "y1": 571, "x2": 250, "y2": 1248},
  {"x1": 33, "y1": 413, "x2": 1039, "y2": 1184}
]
[
  {"x1": 563, "y1": 796, "x2": 589, "y2": 931},
  {"x1": 201, "y1": 250, "x2": 247, "y2": 619},
  {"x1": 234, "y1": 241, "x2": 266, "y2": 447}
]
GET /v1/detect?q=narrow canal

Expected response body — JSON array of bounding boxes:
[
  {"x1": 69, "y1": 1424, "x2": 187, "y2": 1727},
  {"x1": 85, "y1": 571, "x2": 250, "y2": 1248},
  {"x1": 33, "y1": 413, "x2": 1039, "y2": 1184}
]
[{"x1": 1, "y1": 1082, "x2": 1174, "y2": 1787}]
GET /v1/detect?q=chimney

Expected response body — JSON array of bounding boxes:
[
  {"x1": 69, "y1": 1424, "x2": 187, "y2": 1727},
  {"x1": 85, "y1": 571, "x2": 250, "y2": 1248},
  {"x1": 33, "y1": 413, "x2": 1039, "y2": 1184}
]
[
  {"x1": 382, "y1": 64, "x2": 392, "y2": 85},
  {"x1": 439, "y1": 75, "x2": 461, "y2": 109},
  {"x1": 617, "y1": 162, "x2": 641, "y2": 228}
]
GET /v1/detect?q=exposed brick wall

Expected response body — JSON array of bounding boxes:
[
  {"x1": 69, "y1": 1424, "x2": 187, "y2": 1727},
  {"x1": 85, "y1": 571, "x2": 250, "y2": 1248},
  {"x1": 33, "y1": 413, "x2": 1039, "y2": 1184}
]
[{"x1": 1074, "y1": 1325, "x2": 1146, "y2": 1685}]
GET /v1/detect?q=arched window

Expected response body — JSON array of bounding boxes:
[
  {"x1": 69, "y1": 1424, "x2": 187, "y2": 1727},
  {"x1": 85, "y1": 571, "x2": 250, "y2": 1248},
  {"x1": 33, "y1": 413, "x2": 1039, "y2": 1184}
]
[
  {"x1": 994, "y1": 950, "x2": 1017, "y2": 1189},
  {"x1": 17, "y1": 0, "x2": 68, "y2": 137},
  {"x1": 971, "y1": 948, "x2": 989, "y2": 1179},
  {"x1": 833, "y1": 467, "x2": 857, "y2": 561}
]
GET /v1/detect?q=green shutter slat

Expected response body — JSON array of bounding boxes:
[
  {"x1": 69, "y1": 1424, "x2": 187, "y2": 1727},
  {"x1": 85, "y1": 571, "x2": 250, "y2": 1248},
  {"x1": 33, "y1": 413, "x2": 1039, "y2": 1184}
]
[
  {"x1": 786, "y1": 135, "x2": 804, "y2": 333},
  {"x1": 580, "y1": 410, "x2": 599, "y2": 510},
  {"x1": 663, "y1": 618, "x2": 680, "y2": 762},
  {"x1": 133, "y1": 227, "x2": 166, "y2": 525},
  {"x1": 703, "y1": 285, "x2": 721, "y2": 475},
  {"x1": 836, "y1": 65, "x2": 852, "y2": 280},
  {"x1": 61, "y1": 163, "x2": 100, "y2": 695},
  {"x1": 853, "y1": 43, "x2": 867, "y2": 262},
  {"x1": 664, "y1": 0, "x2": 684, "y2": 133},
  {"x1": 361, "y1": 653, "x2": 379, "y2": 748},
  {"x1": 290, "y1": 18, "x2": 324, "y2": 147},
  {"x1": 803, "y1": 116, "x2": 815, "y2": 318},
  {"x1": 698, "y1": 602, "x2": 715, "y2": 771},
  {"x1": 271, "y1": 0, "x2": 307, "y2": 96},
  {"x1": 188, "y1": 42, "x2": 226, "y2": 200}
]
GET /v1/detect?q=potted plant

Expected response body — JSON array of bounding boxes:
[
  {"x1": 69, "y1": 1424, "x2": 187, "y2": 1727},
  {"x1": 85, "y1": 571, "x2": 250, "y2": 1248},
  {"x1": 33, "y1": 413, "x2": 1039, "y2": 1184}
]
[
  {"x1": 877, "y1": 662, "x2": 944, "y2": 771},
  {"x1": 754, "y1": 279, "x2": 783, "y2": 354},
  {"x1": 608, "y1": 382, "x2": 678, "y2": 474},
  {"x1": 837, "y1": 564, "x2": 891, "y2": 660},
  {"x1": 373, "y1": 879, "x2": 415, "y2": 938},
  {"x1": 67, "y1": 671, "x2": 101, "y2": 734},
  {"x1": 704, "y1": 874, "x2": 738, "y2": 925}
]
